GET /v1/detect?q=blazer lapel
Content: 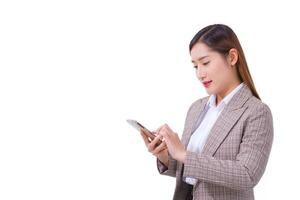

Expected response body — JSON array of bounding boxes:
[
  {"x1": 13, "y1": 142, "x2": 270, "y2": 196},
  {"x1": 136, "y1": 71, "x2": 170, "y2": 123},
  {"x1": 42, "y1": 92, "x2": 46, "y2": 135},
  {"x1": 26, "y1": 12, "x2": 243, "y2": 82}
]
[
  {"x1": 182, "y1": 97, "x2": 209, "y2": 148},
  {"x1": 178, "y1": 98, "x2": 208, "y2": 178},
  {"x1": 201, "y1": 84, "x2": 253, "y2": 156}
]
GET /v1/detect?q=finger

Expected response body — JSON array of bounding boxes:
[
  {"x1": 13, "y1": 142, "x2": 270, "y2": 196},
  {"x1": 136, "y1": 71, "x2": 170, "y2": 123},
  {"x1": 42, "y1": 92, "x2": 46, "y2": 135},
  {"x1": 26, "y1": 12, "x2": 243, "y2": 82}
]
[
  {"x1": 140, "y1": 132, "x2": 149, "y2": 146},
  {"x1": 161, "y1": 124, "x2": 172, "y2": 134},
  {"x1": 157, "y1": 123, "x2": 170, "y2": 132},
  {"x1": 158, "y1": 130, "x2": 171, "y2": 146},
  {"x1": 158, "y1": 129, "x2": 169, "y2": 138},
  {"x1": 140, "y1": 126, "x2": 150, "y2": 135},
  {"x1": 140, "y1": 129, "x2": 150, "y2": 146},
  {"x1": 162, "y1": 123, "x2": 171, "y2": 132},
  {"x1": 141, "y1": 128, "x2": 156, "y2": 142},
  {"x1": 155, "y1": 125, "x2": 165, "y2": 136},
  {"x1": 152, "y1": 141, "x2": 167, "y2": 155},
  {"x1": 141, "y1": 127, "x2": 152, "y2": 137},
  {"x1": 162, "y1": 124, "x2": 175, "y2": 136},
  {"x1": 163, "y1": 123, "x2": 169, "y2": 129},
  {"x1": 148, "y1": 134, "x2": 163, "y2": 152}
]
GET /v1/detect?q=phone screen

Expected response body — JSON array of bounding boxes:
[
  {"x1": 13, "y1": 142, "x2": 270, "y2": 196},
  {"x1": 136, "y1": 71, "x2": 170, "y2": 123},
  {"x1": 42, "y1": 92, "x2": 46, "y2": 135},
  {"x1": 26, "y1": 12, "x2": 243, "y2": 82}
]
[{"x1": 126, "y1": 119, "x2": 155, "y2": 139}]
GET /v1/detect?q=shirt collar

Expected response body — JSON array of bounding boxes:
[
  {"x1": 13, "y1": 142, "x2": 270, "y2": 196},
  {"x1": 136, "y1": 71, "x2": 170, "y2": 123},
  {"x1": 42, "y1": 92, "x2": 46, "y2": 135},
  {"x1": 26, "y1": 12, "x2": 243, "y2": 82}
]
[{"x1": 207, "y1": 82, "x2": 244, "y2": 109}]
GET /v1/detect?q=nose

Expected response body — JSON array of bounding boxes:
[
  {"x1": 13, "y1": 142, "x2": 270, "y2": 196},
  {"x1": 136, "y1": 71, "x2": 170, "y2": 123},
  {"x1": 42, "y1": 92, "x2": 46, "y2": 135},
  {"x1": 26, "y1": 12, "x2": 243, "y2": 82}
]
[{"x1": 196, "y1": 66, "x2": 207, "y2": 80}]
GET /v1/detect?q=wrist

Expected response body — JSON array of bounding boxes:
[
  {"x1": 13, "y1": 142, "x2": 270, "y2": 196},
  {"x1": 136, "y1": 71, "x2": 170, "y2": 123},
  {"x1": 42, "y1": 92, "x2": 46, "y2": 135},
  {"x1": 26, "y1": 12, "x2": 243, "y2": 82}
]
[
  {"x1": 177, "y1": 150, "x2": 187, "y2": 163},
  {"x1": 158, "y1": 156, "x2": 168, "y2": 167},
  {"x1": 158, "y1": 150, "x2": 169, "y2": 166}
]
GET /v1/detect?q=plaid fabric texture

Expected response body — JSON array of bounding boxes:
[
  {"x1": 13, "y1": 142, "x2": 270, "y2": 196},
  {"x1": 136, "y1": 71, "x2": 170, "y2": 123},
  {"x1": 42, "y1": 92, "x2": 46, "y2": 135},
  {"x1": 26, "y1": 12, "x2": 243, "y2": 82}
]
[{"x1": 157, "y1": 84, "x2": 273, "y2": 200}]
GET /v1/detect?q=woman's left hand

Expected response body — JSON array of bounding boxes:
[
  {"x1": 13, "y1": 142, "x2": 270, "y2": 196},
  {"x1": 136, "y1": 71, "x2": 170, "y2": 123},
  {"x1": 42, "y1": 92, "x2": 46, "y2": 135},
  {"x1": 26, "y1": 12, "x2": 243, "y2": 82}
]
[{"x1": 156, "y1": 124, "x2": 186, "y2": 163}]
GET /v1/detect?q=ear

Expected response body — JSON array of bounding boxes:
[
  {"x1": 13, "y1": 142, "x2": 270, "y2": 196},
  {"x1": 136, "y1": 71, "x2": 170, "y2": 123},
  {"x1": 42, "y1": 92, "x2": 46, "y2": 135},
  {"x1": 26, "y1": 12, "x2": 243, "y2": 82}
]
[{"x1": 227, "y1": 48, "x2": 238, "y2": 66}]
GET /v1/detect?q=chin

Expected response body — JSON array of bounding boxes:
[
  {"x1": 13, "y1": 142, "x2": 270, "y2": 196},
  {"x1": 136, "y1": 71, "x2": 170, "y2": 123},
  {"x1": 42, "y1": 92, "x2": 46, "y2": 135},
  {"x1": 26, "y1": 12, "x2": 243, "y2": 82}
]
[
  {"x1": 205, "y1": 89, "x2": 214, "y2": 96},
  {"x1": 205, "y1": 86, "x2": 217, "y2": 95}
]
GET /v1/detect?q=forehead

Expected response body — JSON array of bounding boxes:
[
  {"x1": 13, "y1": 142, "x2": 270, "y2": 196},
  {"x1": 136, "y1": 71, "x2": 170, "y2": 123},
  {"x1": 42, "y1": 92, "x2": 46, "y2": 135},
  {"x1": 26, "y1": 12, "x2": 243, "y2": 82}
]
[{"x1": 190, "y1": 42, "x2": 214, "y2": 61}]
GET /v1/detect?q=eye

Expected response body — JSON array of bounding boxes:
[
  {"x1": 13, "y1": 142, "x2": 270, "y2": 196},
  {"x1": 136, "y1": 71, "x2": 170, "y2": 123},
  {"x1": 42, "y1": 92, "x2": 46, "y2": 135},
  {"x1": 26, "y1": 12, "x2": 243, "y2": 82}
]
[
  {"x1": 193, "y1": 65, "x2": 198, "y2": 69},
  {"x1": 203, "y1": 61, "x2": 210, "y2": 66}
]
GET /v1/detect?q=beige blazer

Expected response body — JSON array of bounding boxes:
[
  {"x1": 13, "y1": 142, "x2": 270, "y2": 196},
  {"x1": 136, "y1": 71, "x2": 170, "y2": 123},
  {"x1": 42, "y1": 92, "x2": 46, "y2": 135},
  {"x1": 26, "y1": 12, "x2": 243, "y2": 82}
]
[{"x1": 157, "y1": 84, "x2": 273, "y2": 200}]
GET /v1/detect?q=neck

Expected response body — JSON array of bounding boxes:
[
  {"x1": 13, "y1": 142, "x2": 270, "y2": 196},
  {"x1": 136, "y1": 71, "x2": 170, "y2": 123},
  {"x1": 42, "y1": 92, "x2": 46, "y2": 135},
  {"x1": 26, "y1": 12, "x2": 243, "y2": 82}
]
[{"x1": 216, "y1": 81, "x2": 242, "y2": 106}]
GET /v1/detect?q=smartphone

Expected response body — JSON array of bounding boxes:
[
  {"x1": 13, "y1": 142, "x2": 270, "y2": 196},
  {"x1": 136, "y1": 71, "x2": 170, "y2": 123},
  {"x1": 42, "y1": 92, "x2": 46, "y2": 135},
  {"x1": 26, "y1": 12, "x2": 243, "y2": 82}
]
[{"x1": 126, "y1": 119, "x2": 159, "y2": 141}]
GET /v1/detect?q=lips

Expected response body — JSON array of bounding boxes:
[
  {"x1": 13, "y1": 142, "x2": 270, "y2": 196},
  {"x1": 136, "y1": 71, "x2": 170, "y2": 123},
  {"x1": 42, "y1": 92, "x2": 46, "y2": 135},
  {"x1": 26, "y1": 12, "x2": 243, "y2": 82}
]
[{"x1": 203, "y1": 80, "x2": 212, "y2": 88}]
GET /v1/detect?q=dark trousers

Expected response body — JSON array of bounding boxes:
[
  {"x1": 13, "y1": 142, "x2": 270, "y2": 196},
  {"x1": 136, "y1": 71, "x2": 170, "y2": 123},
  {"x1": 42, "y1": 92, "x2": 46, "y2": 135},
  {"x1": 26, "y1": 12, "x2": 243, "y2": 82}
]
[{"x1": 186, "y1": 184, "x2": 193, "y2": 200}]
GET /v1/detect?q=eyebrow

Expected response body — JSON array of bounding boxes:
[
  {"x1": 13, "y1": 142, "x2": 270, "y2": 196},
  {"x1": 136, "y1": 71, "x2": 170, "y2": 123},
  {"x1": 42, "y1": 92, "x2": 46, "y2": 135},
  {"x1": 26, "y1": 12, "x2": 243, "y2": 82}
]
[{"x1": 191, "y1": 55, "x2": 209, "y2": 63}]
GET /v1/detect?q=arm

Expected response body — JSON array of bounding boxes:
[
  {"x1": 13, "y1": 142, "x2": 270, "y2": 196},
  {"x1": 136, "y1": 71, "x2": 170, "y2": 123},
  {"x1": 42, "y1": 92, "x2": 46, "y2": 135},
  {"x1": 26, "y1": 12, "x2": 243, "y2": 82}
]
[
  {"x1": 183, "y1": 104, "x2": 273, "y2": 190},
  {"x1": 156, "y1": 100, "x2": 200, "y2": 177},
  {"x1": 157, "y1": 153, "x2": 177, "y2": 177}
]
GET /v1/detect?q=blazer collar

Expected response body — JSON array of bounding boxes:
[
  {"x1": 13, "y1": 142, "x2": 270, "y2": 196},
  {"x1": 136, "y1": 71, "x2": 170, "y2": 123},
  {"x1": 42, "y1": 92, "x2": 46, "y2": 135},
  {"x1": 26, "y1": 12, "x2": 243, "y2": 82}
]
[
  {"x1": 201, "y1": 84, "x2": 253, "y2": 155},
  {"x1": 183, "y1": 84, "x2": 254, "y2": 155},
  {"x1": 224, "y1": 83, "x2": 253, "y2": 111}
]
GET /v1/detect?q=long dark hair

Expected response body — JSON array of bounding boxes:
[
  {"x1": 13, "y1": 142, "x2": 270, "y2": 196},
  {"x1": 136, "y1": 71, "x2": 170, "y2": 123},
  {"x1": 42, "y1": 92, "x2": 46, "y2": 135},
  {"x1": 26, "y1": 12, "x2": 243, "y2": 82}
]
[{"x1": 189, "y1": 24, "x2": 260, "y2": 100}]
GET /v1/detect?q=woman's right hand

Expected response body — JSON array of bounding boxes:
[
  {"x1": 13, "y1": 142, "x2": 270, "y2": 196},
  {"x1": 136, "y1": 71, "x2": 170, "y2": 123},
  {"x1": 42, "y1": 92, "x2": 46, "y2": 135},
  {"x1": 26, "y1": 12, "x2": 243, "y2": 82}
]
[{"x1": 140, "y1": 128, "x2": 169, "y2": 167}]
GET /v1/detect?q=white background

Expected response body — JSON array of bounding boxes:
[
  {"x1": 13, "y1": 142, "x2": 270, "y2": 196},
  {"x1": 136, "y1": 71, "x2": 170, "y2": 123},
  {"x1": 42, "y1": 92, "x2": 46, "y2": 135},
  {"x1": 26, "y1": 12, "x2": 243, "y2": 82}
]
[{"x1": 0, "y1": 0, "x2": 299, "y2": 199}]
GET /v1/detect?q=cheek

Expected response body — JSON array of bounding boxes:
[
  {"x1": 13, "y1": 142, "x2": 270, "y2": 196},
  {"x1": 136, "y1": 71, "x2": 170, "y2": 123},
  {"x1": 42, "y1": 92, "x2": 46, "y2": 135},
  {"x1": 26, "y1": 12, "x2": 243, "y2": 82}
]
[
  {"x1": 209, "y1": 65, "x2": 230, "y2": 86},
  {"x1": 208, "y1": 64, "x2": 223, "y2": 78}
]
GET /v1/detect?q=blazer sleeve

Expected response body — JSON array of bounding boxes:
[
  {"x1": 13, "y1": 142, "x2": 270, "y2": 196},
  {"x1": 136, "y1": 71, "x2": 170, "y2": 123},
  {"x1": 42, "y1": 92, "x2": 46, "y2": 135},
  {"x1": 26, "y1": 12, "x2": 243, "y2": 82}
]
[
  {"x1": 157, "y1": 153, "x2": 177, "y2": 177},
  {"x1": 157, "y1": 100, "x2": 200, "y2": 177},
  {"x1": 182, "y1": 103, "x2": 274, "y2": 191}
]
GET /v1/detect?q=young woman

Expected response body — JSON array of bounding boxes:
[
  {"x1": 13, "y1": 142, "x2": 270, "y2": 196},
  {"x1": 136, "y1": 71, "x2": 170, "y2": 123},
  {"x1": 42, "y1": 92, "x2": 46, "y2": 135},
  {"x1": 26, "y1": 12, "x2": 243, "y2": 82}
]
[{"x1": 140, "y1": 24, "x2": 273, "y2": 200}]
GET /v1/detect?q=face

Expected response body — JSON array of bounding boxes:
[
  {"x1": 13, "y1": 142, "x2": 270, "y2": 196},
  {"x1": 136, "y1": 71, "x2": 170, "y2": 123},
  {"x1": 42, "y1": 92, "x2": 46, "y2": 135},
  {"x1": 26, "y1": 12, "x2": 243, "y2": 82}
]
[{"x1": 190, "y1": 42, "x2": 240, "y2": 100}]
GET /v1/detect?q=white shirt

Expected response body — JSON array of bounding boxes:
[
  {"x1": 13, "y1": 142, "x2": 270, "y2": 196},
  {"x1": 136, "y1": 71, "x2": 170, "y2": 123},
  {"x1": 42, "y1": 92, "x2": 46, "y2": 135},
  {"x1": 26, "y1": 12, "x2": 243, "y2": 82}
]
[{"x1": 185, "y1": 83, "x2": 244, "y2": 185}]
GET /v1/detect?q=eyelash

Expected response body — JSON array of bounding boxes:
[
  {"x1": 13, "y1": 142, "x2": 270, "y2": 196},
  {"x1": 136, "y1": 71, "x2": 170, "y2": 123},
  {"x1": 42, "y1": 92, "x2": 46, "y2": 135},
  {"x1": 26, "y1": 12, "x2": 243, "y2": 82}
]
[{"x1": 193, "y1": 61, "x2": 210, "y2": 69}]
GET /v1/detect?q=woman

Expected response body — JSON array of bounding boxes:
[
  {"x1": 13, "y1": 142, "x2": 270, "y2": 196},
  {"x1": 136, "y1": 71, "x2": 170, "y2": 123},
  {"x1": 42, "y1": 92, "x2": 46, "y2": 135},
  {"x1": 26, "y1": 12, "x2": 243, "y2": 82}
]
[{"x1": 140, "y1": 24, "x2": 273, "y2": 200}]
